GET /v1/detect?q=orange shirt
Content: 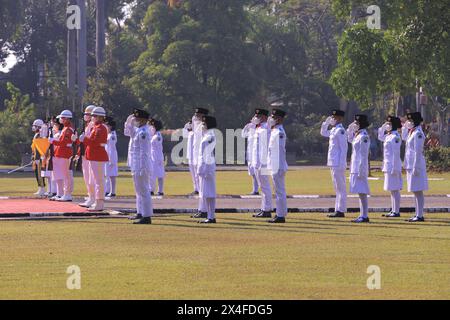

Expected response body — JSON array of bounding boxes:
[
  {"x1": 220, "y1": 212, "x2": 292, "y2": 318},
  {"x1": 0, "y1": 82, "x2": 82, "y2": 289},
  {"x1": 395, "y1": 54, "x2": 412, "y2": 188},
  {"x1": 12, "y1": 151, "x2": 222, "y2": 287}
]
[{"x1": 84, "y1": 123, "x2": 109, "y2": 162}]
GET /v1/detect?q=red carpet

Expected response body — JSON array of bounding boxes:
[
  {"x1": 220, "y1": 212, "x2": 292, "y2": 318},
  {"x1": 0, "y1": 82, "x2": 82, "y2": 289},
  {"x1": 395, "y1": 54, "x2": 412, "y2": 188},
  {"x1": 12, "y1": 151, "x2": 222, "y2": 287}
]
[{"x1": 0, "y1": 199, "x2": 88, "y2": 215}]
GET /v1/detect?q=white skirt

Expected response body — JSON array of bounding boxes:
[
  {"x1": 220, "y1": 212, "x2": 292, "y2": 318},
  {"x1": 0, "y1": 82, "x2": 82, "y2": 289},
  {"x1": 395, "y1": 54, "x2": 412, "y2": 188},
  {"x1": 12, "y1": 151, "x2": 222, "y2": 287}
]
[
  {"x1": 406, "y1": 169, "x2": 428, "y2": 192},
  {"x1": 199, "y1": 174, "x2": 216, "y2": 198},
  {"x1": 51, "y1": 157, "x2": 70, "y2": 181},
  {"x1": 152, "y1": 163, "x2": 165, "y2": 179},
  {"x1": 349, "y1": 173, "x2": 370, "y2": 194},
  {"x1": 105, "y1": 162, "x2": 119, "y2": 177},
  {"x1": 383, "y1": 172, "x2": 403, "y2": 191}
]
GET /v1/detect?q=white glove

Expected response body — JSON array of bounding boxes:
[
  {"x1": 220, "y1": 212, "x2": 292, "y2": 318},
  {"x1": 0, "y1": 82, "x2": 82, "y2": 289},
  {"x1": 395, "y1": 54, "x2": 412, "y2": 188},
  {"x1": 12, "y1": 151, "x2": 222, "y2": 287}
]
[
  {"x1": 49, "y1": 137, "x2": 54, "y2": 144},
  {"x1": 79, "y1": 134, "x2": 85, "y2": 143},
  {"x1": 325, "y1": 116, "x2": 333, "y2": 125},
  {"x1": 390, "y1": 169, "x2": 400, "y2": 176},
  {"x1": 244, "y1": 123, "x2": 256, "y2": 130},
  {"x1": 412, "y1": 168, "x2": 420, "y2": 176},
  {"x1": 71, "y1": 132, "x2": 78, "y2": 142}
]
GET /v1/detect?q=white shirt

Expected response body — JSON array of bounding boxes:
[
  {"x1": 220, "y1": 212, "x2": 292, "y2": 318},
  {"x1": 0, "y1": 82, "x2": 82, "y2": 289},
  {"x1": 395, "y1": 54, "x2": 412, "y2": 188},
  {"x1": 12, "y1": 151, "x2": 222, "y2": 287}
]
[
  {"x1": 348, "y1": 129, "x2": 370, "y2": 175},
  {"x1": 197, "y1": 129, "x2": 216, "y2": 177},
  {"x1": 403, "y1": 126, "x2": 426, "y2": 171},
  {"x1": 378, "y1": 129, "x2": 402, "y2": 174},
  {"x1": 250, "y1": 122, "x2": 270, "y2": 169},
  {"x1": 267, "y1": 124, "x2": 288, "y2": 175},
  {"x1": 126, "y1": 124, "x2": 152, "y2": 173},
  {"x1": 241, "y1": 123, "x2": 256, "y2": 164},
  {"x1": 321, "y1": 122, "x2": 348, "y2": 169},
  {"x1": 106, "y1": 131, "x2": 118, "y2": 165}
]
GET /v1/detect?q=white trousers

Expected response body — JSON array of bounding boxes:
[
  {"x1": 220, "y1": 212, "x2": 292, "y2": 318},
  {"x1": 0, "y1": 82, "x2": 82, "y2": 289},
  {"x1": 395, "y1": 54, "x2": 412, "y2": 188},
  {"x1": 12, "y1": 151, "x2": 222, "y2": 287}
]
[
  {"x1": 88, "y1": 161, "x2": 106, "y2": 202},
  {"x1": 330, "y1": 167, "x2": 347, "y2": 213},
  {"x1": 133, "y1": 173, "x2": 153, "y2": 217},
  {"x1": 272, "y1": 171, "x2": 287, "y2": 217},
  {"x1": 52, "y1": 157, "x2": 72, "y2": 197},
  {"x1": 255, "y1": 168, "x2": 273, "y2": 211},
  {"x1": 82, "y1": 157, "x2": 94, "y2": 200},
  {"x1": 189, "y1": 163, "x2": 199, "y2": 192}
]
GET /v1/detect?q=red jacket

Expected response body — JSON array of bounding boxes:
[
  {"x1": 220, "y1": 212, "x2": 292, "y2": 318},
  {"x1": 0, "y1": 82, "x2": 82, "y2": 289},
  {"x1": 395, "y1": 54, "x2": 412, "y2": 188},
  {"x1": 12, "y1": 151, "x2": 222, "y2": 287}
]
[
  {"x1": 84, "y1": 123, "x2": 109, "y2": 162},
  {"x1": 53, "y1": 125, "x2": 74, "y2": 159}
]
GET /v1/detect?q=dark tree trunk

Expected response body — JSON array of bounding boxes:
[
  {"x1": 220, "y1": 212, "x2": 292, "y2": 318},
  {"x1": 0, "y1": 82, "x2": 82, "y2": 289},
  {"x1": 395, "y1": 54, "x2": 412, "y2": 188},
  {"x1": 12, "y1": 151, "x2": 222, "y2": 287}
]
[{"x1": 96, "y1": 0, "x2": 106, "y2": 67}]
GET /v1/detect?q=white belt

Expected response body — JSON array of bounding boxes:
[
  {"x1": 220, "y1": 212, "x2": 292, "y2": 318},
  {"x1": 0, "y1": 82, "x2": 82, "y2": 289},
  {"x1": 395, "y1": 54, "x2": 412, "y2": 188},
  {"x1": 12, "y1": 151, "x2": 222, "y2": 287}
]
[
  {"x1": 66, "y1": 144, "x2": 73, "y2": 147},
  {"x1": 100, "y1": 144, "x2": 106, "y2": 147}
]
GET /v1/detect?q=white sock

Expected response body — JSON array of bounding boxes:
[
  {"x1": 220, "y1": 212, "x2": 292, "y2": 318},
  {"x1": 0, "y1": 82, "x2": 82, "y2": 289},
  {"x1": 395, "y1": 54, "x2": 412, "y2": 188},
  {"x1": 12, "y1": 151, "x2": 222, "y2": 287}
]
[
  {"x1": 359, "y1": 193, "x2": 368, "y2": 218},
  {"x1": 414, "y1": 191, "x2": 424, "y2": 218}
]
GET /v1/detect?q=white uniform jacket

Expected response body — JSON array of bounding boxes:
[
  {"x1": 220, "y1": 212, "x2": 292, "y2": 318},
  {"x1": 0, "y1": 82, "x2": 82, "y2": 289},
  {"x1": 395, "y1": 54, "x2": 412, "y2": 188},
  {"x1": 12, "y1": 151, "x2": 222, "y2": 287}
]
[
  {"x1": 378, "y1": 129, "x2": 402, "y2": 174},
  {"x1": 197, "y1": 129, "x2": 216, "y2": 177},
  {"x1": 126, "y1": 123, "x2": 153, "y2": 174},
  {"x1": 267, "y1": 124, "x2": 288, "y2": 175},
  {"x1": 347, "y1": 129, "x2": 370, "y2": 176},
  {"x1": 403, "y1": 126, "x2": 426, "y2": 171},
  {"x1": 151, "y1": 131, "x2": 165, "y2": 178},
  {"x1": 321, "y1": 122, "x2": 348, "y2": 169},
  {"x1": 250, "y1": 122, "x2": 270, "y2": 170}
]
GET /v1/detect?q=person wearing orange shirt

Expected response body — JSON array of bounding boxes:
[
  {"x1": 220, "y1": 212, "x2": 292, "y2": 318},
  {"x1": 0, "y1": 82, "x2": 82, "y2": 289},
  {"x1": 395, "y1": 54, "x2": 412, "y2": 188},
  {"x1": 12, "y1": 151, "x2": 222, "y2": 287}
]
[
  {"x1": 79, "y1": 107, "x2": 109, "y2": 211},
  {"x1": 49, "y1": 110, "x2": 75, "y2": 202}
]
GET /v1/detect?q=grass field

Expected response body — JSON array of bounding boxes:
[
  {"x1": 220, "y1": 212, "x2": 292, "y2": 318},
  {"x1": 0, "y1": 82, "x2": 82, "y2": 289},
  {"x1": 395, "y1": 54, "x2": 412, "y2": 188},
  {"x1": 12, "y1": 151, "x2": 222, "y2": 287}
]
[
  {"x1": 0, "y1": 168, "x2": 449, "y2": 197},
  {"x1": 0, "y1": 213, "x2": 449, "y2": 300}
]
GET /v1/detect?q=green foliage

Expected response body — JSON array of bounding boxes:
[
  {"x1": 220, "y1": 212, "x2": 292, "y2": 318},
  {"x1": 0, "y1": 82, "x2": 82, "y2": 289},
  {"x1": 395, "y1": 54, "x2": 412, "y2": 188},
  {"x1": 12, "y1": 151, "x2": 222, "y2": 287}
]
[
  {"x1": 425, "y1": 147, "x2": 450, "y2": 172},
  {"x1": 0, "y1": 83, "x2": 36, "y2": 164}
]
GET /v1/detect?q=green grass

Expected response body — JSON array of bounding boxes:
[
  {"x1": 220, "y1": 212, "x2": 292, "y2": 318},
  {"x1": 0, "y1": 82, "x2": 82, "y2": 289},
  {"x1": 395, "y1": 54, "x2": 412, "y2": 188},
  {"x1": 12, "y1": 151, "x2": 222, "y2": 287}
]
[
  {"x1": 0, "y1": 213, "x2": 449, "y2": 299},
  {"x1": 0, "y1": 169, "x2": 449, "y2": 197}
]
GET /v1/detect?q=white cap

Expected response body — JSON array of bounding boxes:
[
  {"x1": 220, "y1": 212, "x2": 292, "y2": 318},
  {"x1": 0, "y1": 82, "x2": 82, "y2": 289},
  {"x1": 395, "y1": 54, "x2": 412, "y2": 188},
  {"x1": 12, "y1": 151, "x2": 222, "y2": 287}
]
[
  {"x1": 91, "y1": 106, "x2": 106, "y2": 117},
  {"x1": 32, "y1": 119, "x2": 44, "y2": 127},
  {"x1": 84, "y1": 105, "x2": 96, "y2": 115},
  {"x1": 57, "y1": 110, "x2": 73, "y2": 119}
]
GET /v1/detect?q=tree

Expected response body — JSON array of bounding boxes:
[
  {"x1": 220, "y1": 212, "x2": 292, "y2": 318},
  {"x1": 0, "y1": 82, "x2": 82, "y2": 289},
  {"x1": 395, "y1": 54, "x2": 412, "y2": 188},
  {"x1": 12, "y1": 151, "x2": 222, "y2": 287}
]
[{"x1": 0, "y1": 82, "x2": 36, "y2": 164}]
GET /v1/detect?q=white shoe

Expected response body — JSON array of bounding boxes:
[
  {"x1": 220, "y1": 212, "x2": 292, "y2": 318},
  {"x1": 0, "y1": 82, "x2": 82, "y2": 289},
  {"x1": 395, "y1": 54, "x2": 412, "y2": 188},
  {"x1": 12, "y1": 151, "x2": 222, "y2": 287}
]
[
  {"x1": 57, "y1": 195, "x2": 73, "y2": 202},
  {"x1": 79, "y1": 199, "x2": 94, "y2": 207},
  {"x1": 88, "y1": 200, "x2": 105, "y2": 211},
  {"x1": 50, "y1": 195, "x2": 61, "y2": 201},
  {"x1": 34, "y1": 187, "x2": 46, "y2": 196}
]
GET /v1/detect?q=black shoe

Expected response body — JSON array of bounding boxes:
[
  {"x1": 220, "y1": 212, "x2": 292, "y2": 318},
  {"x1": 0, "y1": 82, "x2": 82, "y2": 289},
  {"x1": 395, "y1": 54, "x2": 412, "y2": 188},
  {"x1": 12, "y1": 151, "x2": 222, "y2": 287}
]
[
  {"x1": 133, "y1": 217, "x2": 152, "y2": 224},
  {"x1": 191, "y1": 211, "x2": 208, "y2": 218},
  {"x1": 128, "y1": 214, "x2": 143, "y2": 220},
  {"x1": 190, "y1": 191, "x2": 199, "y2": 196},
  {"x1": 107, "y1": 193, "x2": 116, "y2": 198},
  {"x1": 252, "y1": 210, "x2": 272, "y2": 218},
  {"x1": 382, "y1": 212, "x2": 400, "y2": 218},
  {"x1": 328, "y1": 211, "x2": 345, "y2": 218},
  {"x1": 352, "y1": 216, "x2": 370, "y2": 223},
  {"x1": 199, "y1": 219, "x2": 216, "y2": 224},
  {"x1": 268, "y1": 216, "x2": 285, "y2": 223},
  {"x1": 406, "y1": 216, "x2": 425, "y2": 222},
  {"x1": 157, "y1": 192, "x2": 164, "y2": 196},
  {"x1": 250, "y1": 191, "x2": 259, "y2": 195},
  {"x1": 151, "y1": 192, "x2": 154, "y2": 196}
]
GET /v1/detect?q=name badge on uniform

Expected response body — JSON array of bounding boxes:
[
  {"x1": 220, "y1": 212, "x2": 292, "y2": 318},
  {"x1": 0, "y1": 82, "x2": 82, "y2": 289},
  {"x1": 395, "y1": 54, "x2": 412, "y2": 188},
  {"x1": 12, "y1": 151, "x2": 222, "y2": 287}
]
[{"x1": 140, "y1": 133, "x2": 146, "y2": 139}]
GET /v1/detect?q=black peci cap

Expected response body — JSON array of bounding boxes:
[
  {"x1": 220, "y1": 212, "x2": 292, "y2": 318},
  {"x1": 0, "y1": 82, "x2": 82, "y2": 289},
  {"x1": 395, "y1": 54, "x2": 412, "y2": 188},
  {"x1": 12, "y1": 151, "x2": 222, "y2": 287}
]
[
  {"x1": 133, "y1": 109, "x2": 150, "y2": 120},
  {"x1": 271, "y1": 109, "x2": 286, "y2": 118},
  {"x1": 150, "y1": 119, "x2": 163, "y2": 131},
  {"x1": 195, "y1": 108, "x2": 209, "y2": 115},
  {"x1": 255, "y1": 108, "x2": 269, "y2": 116},
  {"x1": 407, "y1": 112, "x2": 423, "y2": 125},
  {"x1": 354, "y1": 114, "x2": 370, "y2": 129},
  {"x1": 332, "y1": 109, "x2": 345, "y2": 117},
  {"x1": 202, "y1": 115, "x2": 217, "y2": 129}
]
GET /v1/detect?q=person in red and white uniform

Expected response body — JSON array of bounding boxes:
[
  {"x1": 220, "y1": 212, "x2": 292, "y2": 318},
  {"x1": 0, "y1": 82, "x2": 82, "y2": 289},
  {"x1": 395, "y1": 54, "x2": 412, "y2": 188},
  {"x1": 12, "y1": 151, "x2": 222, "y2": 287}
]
[
  {"x1": 49, "y1": 110, "x2": 75, "y2": 202},
  {"x1": 79, "y1": 107, "x2": 109, "y2": 211},
  {"x1": 78, "y1": 105, "x2": 96, "y2": 207}
]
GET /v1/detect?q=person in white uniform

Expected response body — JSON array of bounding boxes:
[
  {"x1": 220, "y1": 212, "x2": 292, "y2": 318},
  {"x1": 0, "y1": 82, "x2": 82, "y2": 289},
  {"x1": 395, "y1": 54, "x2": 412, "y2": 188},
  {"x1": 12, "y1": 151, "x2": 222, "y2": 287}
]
[
  {"x1": 149, "y1": 119, "x2": 165, "y2": 196},
  {"x1": 347, "y1": 114, "x2": 371, "y2": 223},
  {"x1": 378, "y1": 116, "x2": 403, "y2": 218},
  {"x1": 241, "y1": 119, "x2": 259, "y2": 195},
  {"x1": 124, "y1": 109, "x2": 154, "y2": 224},
  {"x1": 250, "y1": 108, "x2": 273, "y2": 218},
  {"x1": 191, "y1": 108, "x2": 210, "y2": 219},
  {"x1": 402, "y1": 112, "x2": 428, "y2": 222},
  {"x1": 105, "y1": 118, "x2": 118, "y2": 198},
  {"x1": 320, "y1": 109, "x2": 348, "y2": 218},
  {"x1": 197, "y1": 115, "x2": 217, "y2": 224},
  {"x1": 267, "y1": 109, "x2": 288, "y2": 223},
  {"x1": 183, "y1": 120, "x2": 199, "y2": 195}
]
